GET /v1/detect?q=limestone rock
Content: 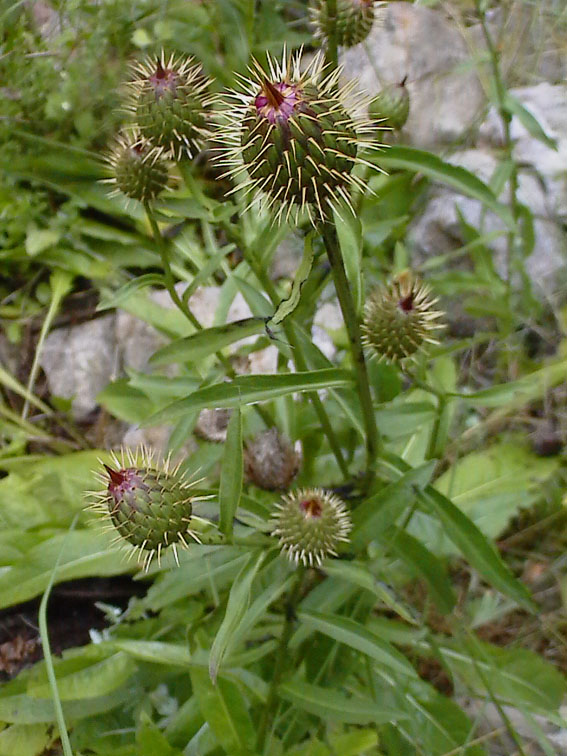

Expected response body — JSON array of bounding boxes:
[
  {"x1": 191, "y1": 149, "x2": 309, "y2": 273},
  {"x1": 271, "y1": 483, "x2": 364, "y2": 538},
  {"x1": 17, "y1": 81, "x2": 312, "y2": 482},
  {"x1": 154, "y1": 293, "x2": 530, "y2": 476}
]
[{"x1": 340, "y1": 2, "x2": 485, "y2": 147}]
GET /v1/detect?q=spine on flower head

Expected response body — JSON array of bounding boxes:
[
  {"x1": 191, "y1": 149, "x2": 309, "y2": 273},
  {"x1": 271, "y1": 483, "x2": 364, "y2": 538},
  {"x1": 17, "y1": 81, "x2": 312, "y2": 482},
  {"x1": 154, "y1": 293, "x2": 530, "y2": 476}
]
[
  {"x1": 87, "y1": 446, "x2": 201, "y2": 570},
  {"x1": 214, "y1": 51, "x2": 375, "y2": 225}
]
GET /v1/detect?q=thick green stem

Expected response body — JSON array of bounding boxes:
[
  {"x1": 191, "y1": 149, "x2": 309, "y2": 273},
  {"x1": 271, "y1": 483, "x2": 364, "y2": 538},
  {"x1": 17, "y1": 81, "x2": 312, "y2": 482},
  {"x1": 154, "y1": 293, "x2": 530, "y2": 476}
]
[
  {"x1": 144, "y1": 203, "x2": 273, "y2": 427},
  {"x1": 324, "y1": 0, "x2": 338, "y2": 70},
  {"x1": 256, "y1": 566, "x2": 305, "y2": 752},
  {"x1": 244, "y1": 243, "x2": 350, "y2": 479},
  {"x1": 320, "y1": 223, "x2": 380, "y2": 479}
]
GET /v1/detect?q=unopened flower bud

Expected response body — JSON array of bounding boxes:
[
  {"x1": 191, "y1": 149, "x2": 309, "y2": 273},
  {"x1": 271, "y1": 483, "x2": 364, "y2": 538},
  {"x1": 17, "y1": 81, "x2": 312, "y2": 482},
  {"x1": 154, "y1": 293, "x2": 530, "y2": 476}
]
[
  {"x1": 106, "y1": 132, "x2": 168, "y2": 203},
  {"x1": 369, "y1": 78, "x2": 410, "y2": 131},
  {"x1": 127, "y1": 52, "x2": 212, "y2": 159},
  {"x1": 216, "y1": 52, "x2": 373, "y2": 224},
  {"x1": 88, "y1": 447, "x2": 200, "y2": 569},
  {"x1": 310, "y1": 0, "x2": 377, "y2": 48},
  {"x1": 362, "y1": 271, "x2": 443, "y2": 364},
  {"x1": 272, "y1": 488, "x2": 352, "y2": 567}
]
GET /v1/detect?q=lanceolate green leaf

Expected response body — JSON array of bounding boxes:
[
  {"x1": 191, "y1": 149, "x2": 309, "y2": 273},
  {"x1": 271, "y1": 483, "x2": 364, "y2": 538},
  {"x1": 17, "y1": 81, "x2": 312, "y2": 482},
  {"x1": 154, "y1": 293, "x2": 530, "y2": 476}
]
[
  {"x1": 375, "y1": 146, "x2": 514, "y2": 228},
  {"x1": 385, "y1": 528, "x2": 456, "y2": 614},
  {"x1": 351, "y1": 461, "x2": 436, "y2": 547},
  {"x1": 423, "y1": 486, "x2": 535, "y2": 611},
  {"x1": 278, "y1": 681, "x2": 409, "y2": 725},
  {"x1": 219, "y1": 407, "x2": 243, "y2": 537},
  {"x1": 146, "y1": 369, "x2": 352, "y2": 424},
  {"x1": 150, "y1": 318, "x2": 265, "y2": 365},
  {"x1": 504, "y1": 93, "x2": 558, "y2": 150},
  {"x1": 334, "y1": 208, "x2": 363, "y2": 313},
  {"x1": 190, "y1": 667, "x2": 256, "y2": 752},
  {"x1": 382, "y1": 451, "x2": 536, "y2": 611},
  {"x1": 209, "y1": 551, "x2": 265, "y2": 682},
  {"x1": 298, "y1": 610, "x2": 417, "y2": 677}
]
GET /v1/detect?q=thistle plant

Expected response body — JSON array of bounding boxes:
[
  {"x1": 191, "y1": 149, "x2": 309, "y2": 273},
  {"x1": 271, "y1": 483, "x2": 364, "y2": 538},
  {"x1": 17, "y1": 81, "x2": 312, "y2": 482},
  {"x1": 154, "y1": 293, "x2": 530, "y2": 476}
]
[
  {"x1": 362, "y1": 271, "x2": 444, "y2": 363},
  {"x1": 126, "y1": 51, "x2": 212, "y2": 160},
  {"x1": 215, "y1": 50, "x2": 373, "y2": 224},
  {"x1": 271, "y1": 488, "x2": 352, "y2": 566},
  {"x1": 105, "y1": 131, "x2": 169, "y2": 203},
  {"x1": 88, "y1": 447, "x2": 201, "y2": 570},
  {"x1": 310, "y1": 0, "x2": 378, "y2": 48}
]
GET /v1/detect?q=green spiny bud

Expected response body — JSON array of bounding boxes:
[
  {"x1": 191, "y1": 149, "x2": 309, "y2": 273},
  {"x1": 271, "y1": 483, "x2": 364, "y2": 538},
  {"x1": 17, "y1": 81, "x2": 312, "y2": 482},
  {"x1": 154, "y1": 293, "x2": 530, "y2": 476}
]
[
  {"x1": 362, "y1": 271, "x2": 443, "y2": 364},
  {"x1": 245, "y1": 429, "x2": 300, "y2": 491},
  {"x1": 272, "y1": 488, "x2": 352, "y2": 567},
  {"x1": 127, "y1": 52, "x2": 212, "y2": 160},
  {"x1": 369, "y1": 78, "x2": 410, "y2": 131},
  {"x1": 106, "y1": 132, "x2": 169, "y2": 203},
  {"x1": 88, "y1": 447, "x2": 200, "y2": 569},
  {"x1": 216, "y1": 52, "x2": 373, "y2": 224},
  {"x1": 310, "y1": 0, "x2": 377, "y2": 48}
]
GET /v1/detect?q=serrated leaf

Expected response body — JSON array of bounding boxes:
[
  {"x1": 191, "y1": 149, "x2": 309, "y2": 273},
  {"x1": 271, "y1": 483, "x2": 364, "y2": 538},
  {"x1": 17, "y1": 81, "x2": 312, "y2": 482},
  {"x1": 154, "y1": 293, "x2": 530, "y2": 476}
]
[
  {"x1": 219, "y1": 407, "x2": 242, "y2": 537},
  {"x1": 381, "y1": 451, "x2": 536, "y2": 611},
  {"x1": 423, "y1": 487, "x2": 535, "y2": 611},
  {"x1": 321, "y1": 561, "x2": 417, "y2": 624},
  {"x1": 279, "y1": 681, "x2": 409, "y2": 725},
  {"x1": 146, "y1": 369, "x2": 352, "y2": 424},
  {"x1": 351, "y1": 461, "x2": 436, "y2": 548}
]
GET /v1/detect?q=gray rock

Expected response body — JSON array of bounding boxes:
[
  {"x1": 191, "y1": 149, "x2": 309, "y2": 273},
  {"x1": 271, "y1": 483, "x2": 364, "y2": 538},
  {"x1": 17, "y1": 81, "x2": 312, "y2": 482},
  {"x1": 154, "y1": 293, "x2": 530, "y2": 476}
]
[
  {"x1": 408, "y1": 148, "x2": 567, "y2": 298},
  {"x1": 478, "y1": 83, "x2": 567, "y2": 220},
  {"x1": 340, "y1": 2, "x2": 485, "y2": 147},
  {"x1": 40, "y1": 315, "x2": 118, "y2": 421}
]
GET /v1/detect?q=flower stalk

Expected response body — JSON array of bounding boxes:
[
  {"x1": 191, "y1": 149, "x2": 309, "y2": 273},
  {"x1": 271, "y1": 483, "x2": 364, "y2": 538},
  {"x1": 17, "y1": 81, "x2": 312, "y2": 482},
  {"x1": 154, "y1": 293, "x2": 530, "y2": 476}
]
[{"x1": 320, "y1": 222, "x2": 380, "y2": 479}]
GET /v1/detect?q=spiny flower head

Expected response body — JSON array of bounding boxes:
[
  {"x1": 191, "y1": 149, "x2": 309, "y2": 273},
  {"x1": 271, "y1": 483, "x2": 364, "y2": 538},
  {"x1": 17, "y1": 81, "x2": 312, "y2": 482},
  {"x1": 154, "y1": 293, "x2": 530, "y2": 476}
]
[
  {"x1": 362, "y1": 271, "x2": 444, "y2": 364},
  {"x1": 126, "y1": 51, "x2": 213, "y2": 160},
  {"x1": 271, "y1": 488, "x2": 352, "y2": 567},
  {"x1": 369, "y1": 77, "x2": 410, "y2": 131},
  {"x1": 310, "y1": 0, "x2": 377, "y2": 48},
  {"x1": 105, "y1": 131, "x2": 169, "y2": 204},
  {"x1": 215, "y1": 51, "x2": 374, "y2": 225},
  {"x1": 87, "y1": 446, "x2": 201, "y2": 570},
  {"x1": 245, "y1": 428, "x2": 300, "y2": 491}
]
